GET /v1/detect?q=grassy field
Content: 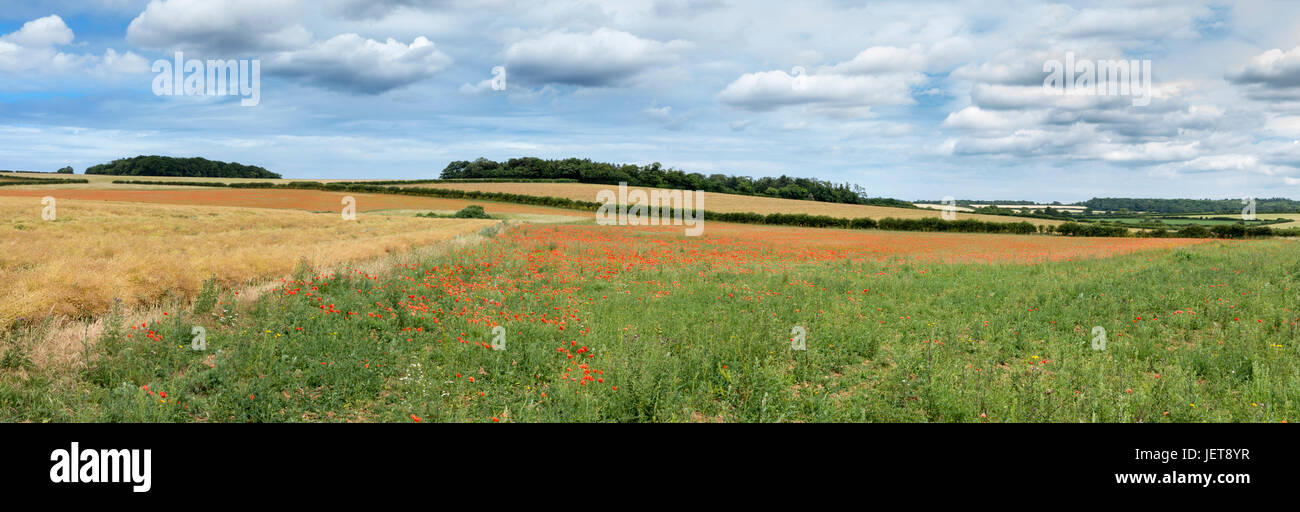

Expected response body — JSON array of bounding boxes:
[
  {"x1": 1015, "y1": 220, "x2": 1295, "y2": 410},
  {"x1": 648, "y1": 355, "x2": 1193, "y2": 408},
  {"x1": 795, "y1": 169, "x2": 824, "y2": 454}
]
[
  {"x1": 1239, "y1": 213, "x2": 1300, "y2": 228},
  {"x1": 403, "y1": 182, "x2": 1065, "y2": 227},
  {"x1": 4, "y1": 221, "x2": 1293, "y2": 423},
  {"x1": 0, "y1": 196, "x2": 497, "y2": 336}
]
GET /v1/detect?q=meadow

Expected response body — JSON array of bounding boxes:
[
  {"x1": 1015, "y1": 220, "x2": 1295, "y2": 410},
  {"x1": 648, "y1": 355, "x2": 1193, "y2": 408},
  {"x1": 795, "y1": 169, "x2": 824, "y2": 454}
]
[{"x1": 3, "y1": 220, "x2": 1294, "y2": 423}]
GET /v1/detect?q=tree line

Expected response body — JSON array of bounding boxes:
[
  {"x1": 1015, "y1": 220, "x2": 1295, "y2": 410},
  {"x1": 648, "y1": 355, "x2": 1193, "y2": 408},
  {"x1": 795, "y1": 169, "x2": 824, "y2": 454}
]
[
  {"x1": 439, "y1": 157, "x2": 913, "y2": 207},
  {"x1": 1081, "y1": 197, "x2": 1300, "y2": 214}
]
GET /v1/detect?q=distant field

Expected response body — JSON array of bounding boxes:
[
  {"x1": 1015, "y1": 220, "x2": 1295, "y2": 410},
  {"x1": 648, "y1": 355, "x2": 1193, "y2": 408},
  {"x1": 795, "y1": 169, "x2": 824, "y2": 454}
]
[
  {"x1": 1098, "y1": 217, "x2": 1268, "y2": 226},
  {"x1": 0, "y1": 171, "x2": 293, "y2": 188},
  {"x1": 1240, "y1": 213, "x2": 1300, "y2": 228},
  {"x1": 0, "y1": 188, "x2": 588, "y2": 221},
  {"x1": 404, "y1": 182, "x2": 1065, "y2": 227},
  {"x1": 0, "y1": 196, "x2": 496, "y2": 332}
]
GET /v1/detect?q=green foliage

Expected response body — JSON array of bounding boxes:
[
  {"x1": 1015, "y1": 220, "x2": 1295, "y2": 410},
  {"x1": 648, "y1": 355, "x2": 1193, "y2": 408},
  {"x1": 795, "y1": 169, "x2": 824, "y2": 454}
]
[
  {"x1": 439, "y1": 156, "x2": 913, "y2": 208},
  {"x1": 0, "y1": 174, "x2": 88, "y2": 186},
  {"x1": 1055, "y1": 222, "x2": 1131, "y2": 237},
  {"x1": 86, "y1": 155, "x2": 281, "y2": 179},
  {"x1": 453, "y1": 205, "x2": 491, "y2": 219},
  {"x1": 56, "y1": 166, "x2": 74, "y2": 174},
  {"x1": 1083, "y1": 197, "x2": 1300, "y2": 215}
]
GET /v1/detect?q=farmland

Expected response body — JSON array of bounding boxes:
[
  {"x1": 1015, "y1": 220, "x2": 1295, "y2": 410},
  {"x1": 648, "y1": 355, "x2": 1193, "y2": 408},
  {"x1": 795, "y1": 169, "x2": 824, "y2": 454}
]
[
  {"x1": 0, "y1": 187, "x2": 588, "y2": 221},
  {"x1": 0, "y1": 178, "x2": 1296, "y2": 423},
  {"x1": 3, "y1": 212, "x2": 1295, "y2": 422},
  {"x1": 0, "y1": 196, "x2": 497, "y2": 361},
  {"x1": 401, "y1": 181, "x2": 1065, "y2": 227}
]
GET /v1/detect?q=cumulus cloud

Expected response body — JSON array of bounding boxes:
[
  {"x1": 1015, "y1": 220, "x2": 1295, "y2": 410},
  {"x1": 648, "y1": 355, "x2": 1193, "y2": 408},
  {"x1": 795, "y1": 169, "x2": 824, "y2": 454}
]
[
  {"x1": 126, "y1": 1, "x2": 454, "y2": 93},
  {"x1": 942, "y1": 106, "x2": 1047, "y2": 131},
  {"x1": 268, "y1": 34, "x2": 452, "y2": 94},
  {"x1": 126, "y1": 0, "x2": 313, "y2": 54},
  {"x1": 935, "y1": 24, "x2": 1250, "y2": 177},
  {"x1": 1150, "y1": 154, "x2": 1297, "y2": 178},
  {"x1": 830, "y1": 45, "x2": 929, "y2": 75},
  {"x1": 503, "y1": 28, "x2": 690, "y2": 87},
  {"x1": 1228, "y1": 46, "x2": 1300, "y2": 100},
  {"x1": 1053, "y1": 5, "x2": 1211, "y2": 42},
  {"x1": 0, "y1": 15, "x2": 148, "y2": 76},
  {"x1": 2, "y1": 15, "x2": 75, "y2": 47},
  {"x1": 718, "y1": 69, "x2": 922, "y2": 113},
  {"x1": 719, "y1": 45, "x2": 933, "y2": 116}
]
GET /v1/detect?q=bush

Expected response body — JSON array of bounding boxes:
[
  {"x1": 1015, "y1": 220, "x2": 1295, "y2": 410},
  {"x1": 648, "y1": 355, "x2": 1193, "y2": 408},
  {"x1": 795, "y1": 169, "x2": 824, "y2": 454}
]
[
  {"x1": 1175, "y1": 225, "x2": 1211, "y2": 238},
  {"x1": 453, "y1": 205, "x2": 491, "y2": 219},
  {"x1": 56, "y1": 166, "x2": 74, "y2": 174}
]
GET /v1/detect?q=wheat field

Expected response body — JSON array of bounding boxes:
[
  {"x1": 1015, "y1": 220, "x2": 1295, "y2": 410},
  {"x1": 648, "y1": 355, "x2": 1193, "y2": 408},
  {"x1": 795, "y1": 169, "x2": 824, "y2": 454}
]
[{"x1": 0, "y1": 196, "x2": 496, "y2": 329}]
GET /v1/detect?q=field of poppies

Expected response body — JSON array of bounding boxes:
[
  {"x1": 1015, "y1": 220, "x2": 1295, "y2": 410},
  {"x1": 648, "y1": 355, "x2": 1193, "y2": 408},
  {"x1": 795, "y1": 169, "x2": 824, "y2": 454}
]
[{"x1": 3, "y1": 220, "x2": 1294, "y2": 423}]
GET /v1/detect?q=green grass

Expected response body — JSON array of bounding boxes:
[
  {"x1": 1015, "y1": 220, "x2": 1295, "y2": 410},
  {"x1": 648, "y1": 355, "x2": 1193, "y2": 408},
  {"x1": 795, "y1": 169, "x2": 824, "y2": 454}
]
[{"x1": 2, "y1": 226, "x2": 1296, "y2": 422}]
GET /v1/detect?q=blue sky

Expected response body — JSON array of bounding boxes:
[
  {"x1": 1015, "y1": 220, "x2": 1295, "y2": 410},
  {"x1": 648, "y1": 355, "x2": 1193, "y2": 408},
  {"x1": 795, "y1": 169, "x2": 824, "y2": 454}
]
[{"x1": 2, "y1": 0, "x2": 1300, "y2": 202}]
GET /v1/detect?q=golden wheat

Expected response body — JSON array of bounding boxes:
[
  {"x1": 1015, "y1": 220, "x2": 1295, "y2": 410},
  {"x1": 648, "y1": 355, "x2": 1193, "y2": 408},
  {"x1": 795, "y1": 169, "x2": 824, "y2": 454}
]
[{"x1": 0, "y1": 196, "x2": 495, "y2": 328}]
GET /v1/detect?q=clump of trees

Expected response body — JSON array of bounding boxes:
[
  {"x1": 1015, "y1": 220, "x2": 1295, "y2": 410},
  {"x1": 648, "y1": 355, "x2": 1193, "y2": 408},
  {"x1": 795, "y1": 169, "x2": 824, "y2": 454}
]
[
  {"x1": 86, "y1": 156, "x2": 281, "y2": 179},
  {"x1": 439, "y1": 157, "x2": 912, "y2": 207},
  {"x1": 1051, "y1": 222, "x2": 1132, "y2": 237},
  {"x1": 56, "y1": 166, "x2": 74, "y2": 174},
  {"x1": 1082, "y1": 197, "x2": 1300, "y2": 214},
  {"x1": 453, "y1": 205, "x2": 491, "y2": 218},
  {"x1": 876, "y1": 217, "x2": 1038, "y2": 234},
  {"x1": 417, "y1": 205, "x2": 493, "y2": 219}
]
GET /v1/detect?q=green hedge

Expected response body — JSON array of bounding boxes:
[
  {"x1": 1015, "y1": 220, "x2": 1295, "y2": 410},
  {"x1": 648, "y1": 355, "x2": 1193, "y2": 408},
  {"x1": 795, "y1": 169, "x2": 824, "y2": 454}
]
[{"x1": 0, "y1": 175, "x2": 89, "y2": 186}]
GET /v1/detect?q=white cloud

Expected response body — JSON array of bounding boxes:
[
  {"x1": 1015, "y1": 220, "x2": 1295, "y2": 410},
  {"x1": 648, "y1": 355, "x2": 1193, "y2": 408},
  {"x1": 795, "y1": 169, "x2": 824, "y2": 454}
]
[
  {"x1": 1097, "y1": 141, "x2": 1200, "y2": 164},
  {"x1": 1053, "y1": 5, "x2": 1212, "y2": 43},
  {"x1": 126, "y1": 0, "x2": 313, "y2": 54},
  {"x1": 1151, "y1": 154, "x2": 1290, "y2": 177},
  {"x1": 831, "y1": 45, "x2": 928, "y2": 75},
  {"x1": 719, "y1": 57, "x2": 925, "y2": 115},
  {"x1": 942, "y1": 106, "x2": 1046, "y2": 131},
  {"x1": 1228, "y1": 46, "x2": 1300, "y2": 98},
  {"x1": 0, "y1": 15, "x2": 149, "y2": 76},
  {"x1": 92, "y1": 48, "x2": 153, "y2": 76},
  {"x1": 2, "y1": 15, "x2": 75, "y2": 47},
  {"x1": 503, "y1": 28, "x2": 690, "y2": 87},
  {"x1": 268, "y1": 34, "x2": 451, "y2": 94}
]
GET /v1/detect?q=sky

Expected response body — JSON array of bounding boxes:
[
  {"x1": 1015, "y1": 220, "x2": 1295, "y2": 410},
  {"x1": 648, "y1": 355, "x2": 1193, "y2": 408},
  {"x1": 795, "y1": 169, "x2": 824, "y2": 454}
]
[{"x1": 2, "y1": 0, "x2": 1300, "y2": 202}]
